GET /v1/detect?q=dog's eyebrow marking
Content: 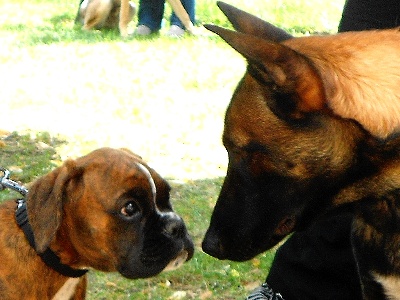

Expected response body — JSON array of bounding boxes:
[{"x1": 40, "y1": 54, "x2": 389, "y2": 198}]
[{"x1": 135, "y1": 162, "x2": 157, "y2": 204}]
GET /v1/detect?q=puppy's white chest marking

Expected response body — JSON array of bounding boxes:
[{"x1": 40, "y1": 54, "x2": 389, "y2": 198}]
[{"x1": 52, "y1": 277, "x2": 80, "y2": 300}]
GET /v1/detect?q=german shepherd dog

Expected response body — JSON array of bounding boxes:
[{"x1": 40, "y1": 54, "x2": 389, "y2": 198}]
[{"x1": 201, "y1": 2, "x2": 400, "y2": 299}]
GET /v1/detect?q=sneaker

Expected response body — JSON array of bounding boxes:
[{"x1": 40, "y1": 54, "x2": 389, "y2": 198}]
[
  {"x1": 134, "y1": 25, "x2": 152, "y2": 36},
  {"x1": 246, "y1": 283, "x2": 284, "y2": 300},
  {"x1": 166, "y1": 25, "x2": 185, "y2": 37}
]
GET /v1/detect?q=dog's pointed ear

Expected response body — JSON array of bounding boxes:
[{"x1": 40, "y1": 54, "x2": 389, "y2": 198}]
[
  {"x1": 27, "y1": 160, "x2": 83, "y2": 253},
  {"x1": 216, "y1": 1, "x2": 292, "y2": 42},
  {"x1": 205, "y1": 25, "x2": 326, "y2": 119}
]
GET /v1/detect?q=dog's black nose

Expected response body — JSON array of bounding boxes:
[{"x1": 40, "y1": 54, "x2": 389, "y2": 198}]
[
  {"x1": 162, "y1": 213, "x2": 186, "y2": 239},
  {"x1": 202, "y1": 229, "x2": 226, "y2": 259}
]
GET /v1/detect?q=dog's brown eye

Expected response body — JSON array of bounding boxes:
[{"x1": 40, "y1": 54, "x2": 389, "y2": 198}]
[{"x1": 121, "y1": 202, "x2": 140, "y2": 218}]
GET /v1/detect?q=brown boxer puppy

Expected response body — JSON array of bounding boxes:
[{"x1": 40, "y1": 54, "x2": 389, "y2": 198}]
[
  {"x1": 0, "y1": 147, "x2": 194, "y2": 299},
  {"x1": 202, "y1": 2, "x2": 400, "y2": 299}
]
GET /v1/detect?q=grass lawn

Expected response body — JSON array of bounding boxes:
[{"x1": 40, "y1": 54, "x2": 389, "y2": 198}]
[{"x1": 0, "y1": 0, "x2": 344, "y2": 298}]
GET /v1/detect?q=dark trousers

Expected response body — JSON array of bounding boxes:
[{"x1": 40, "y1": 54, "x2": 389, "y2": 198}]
[
  {"x1": 339, "y1": 0, "x2": 400, "y2": 31},
  {"x1": 137, "y1": 0, "x2": 195, "y2": 31}
]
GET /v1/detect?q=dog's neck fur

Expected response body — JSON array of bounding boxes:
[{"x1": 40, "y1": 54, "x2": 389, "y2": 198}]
[
  {"x1": 0, "y1": 201, "x2": 84, "y2": 300},
  {"x1": 333, "y1": 135, "x2": 400, "y2": 206},
  {"x1": 285, "y1": 29, "x2": 400, "y2": 139}
]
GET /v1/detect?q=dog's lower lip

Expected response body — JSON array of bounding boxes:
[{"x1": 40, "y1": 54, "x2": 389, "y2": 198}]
[{"x1": 162, "y1": 250, "x2": 189, "y2": 272}]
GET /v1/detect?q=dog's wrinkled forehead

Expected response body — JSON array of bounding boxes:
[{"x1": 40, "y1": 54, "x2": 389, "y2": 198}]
[{"x1": 75, "y1": 148, "x2": 161, "y2": 205}]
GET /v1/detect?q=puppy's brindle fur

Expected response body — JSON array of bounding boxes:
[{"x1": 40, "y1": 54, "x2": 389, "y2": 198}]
[
  {"x1": 202, "y1": 2, "x2": 400, "y2": 299},
  {"x1": 0, "y1": 148, "x2": 193, "y2": 299}
]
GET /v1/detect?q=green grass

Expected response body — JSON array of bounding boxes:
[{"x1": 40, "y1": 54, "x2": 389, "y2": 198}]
[
  {"x1": 0, "y1": 132, "x2": 62, "y2": 201},
  {"x1": 0, "y1": 0, "x2": 344, "y2": 298},
  {"x1": 0, "y1": 0, "x2": 345, "y2": 46}
]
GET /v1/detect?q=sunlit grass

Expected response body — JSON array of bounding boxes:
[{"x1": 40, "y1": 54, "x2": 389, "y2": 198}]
[
  {"x1": 1, "y1": 37, "x2": 240, "y2": 180},
  {"x1": 0, "y1": 0, "x2": 344, "y2": 298}
]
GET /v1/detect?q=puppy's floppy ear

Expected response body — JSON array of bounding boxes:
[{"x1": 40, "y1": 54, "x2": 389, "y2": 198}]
[
  {"x1": 27, "y1": 160, "x2": 83, "y2": 253},
  {"x1": 216, "y1": 1, "x2": 293, "y2": 42},
  {"x1": 205, "y1": 25, "x2": 326, "y2": 120}
]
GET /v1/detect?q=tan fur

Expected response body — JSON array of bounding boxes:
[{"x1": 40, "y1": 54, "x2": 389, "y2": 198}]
[
  {"x1": 284, "y1": 29, "x2": 400, "y2": 138},
  {"x1": 52, "y1": 278, "x2": 81, "y2": 300},
  {"x1": 373, "y1": 273, "x2": 400, "y2": 300},
  {"x1": 118, "y1": 0, "x2": 131, "y2": 37},
  {"x1": 78, "y1": 0, "x2": 135, "y2": 31},
  {"x1": 82, "y1": 0, "x2": 113, "y2": 30},
  {"x1": 334, "y1": 161, "x2": 400, "y2": 205}
]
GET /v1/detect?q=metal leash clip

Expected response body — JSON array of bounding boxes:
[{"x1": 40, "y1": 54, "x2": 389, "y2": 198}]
[{"x1": 0, "y1": 167, "x2": 28, "y2": 196}]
